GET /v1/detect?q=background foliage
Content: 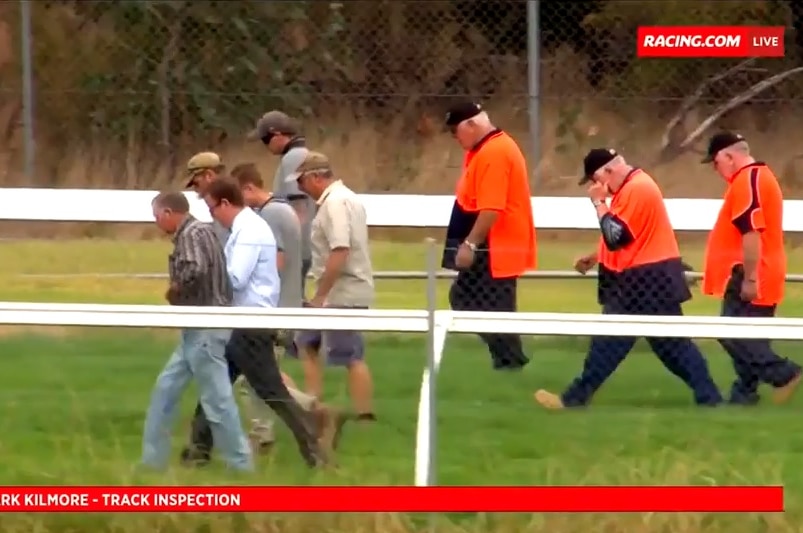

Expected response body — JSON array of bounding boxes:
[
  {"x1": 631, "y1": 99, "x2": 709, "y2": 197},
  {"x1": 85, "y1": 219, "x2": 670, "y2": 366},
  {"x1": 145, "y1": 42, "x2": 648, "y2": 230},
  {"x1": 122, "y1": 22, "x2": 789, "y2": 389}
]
[{"x1": 1, "y1": 0, "x2": 802, "y2": 192}]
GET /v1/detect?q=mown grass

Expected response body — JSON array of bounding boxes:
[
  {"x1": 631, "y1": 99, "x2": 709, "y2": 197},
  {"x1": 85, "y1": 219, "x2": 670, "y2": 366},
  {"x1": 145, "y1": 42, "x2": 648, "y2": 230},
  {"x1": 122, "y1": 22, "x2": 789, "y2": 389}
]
[{"x1": 0, "y1": 237, "x2": 801, "y2": 532}]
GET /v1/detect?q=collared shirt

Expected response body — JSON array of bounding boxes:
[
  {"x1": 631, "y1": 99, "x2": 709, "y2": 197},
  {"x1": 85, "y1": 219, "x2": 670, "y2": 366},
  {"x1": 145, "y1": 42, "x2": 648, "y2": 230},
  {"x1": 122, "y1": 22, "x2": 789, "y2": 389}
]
[
  {"x1": 442, "y1": 129, "x2": 536, "y2": 278},
  {"x1": 224, "y1": 208, "x2": 281, "y2": 308},
  {"x1": 309, "y1": 180, "x2": 374, "y2": 307},
  {"x1": 168, "y1": 215, "x2": 232, "y2": 307},
  {"x1": 702, "y1": 162, "x2": 786, "y2": 306},
  {"x1": 594, "y1": 169, "x2": 690, "y2": 310}
]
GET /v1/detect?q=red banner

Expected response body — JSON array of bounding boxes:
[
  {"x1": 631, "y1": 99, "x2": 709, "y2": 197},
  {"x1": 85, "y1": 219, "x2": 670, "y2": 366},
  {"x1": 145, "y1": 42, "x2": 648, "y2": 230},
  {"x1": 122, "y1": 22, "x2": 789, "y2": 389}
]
[
  {"x1": 0, "y1": 486, "x2": 784, "y2": 513},
  {"x1": 637, "y1": 26, "x2": 785, "y2": 58}
]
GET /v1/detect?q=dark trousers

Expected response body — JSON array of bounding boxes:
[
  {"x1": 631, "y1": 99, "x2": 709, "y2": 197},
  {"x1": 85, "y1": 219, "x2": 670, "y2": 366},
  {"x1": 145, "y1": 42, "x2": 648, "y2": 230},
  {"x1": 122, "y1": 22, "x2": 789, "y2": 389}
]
[
  {"x1": 448, "y1": 255, "x2": 528, "y2": 370},
  {"x1": 719, "y1": 273, "x2": 800, "y2": 401},
  {"x1": 562, "y1": 300, "x2": 722, "y2": 406},
  {"x1": 185, "y1": 329, "x2": 321, "y2": 467}
]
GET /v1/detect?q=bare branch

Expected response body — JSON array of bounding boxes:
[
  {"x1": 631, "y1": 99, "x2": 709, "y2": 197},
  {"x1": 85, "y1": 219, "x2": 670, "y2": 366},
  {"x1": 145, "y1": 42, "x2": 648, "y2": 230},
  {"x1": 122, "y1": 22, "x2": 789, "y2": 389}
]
[
  {"x1": 678, "y1": 66, "x2": 803, "y2": 152},
  {"x1": 660, "y1": 58, "x2": 757, "y2": 152}
]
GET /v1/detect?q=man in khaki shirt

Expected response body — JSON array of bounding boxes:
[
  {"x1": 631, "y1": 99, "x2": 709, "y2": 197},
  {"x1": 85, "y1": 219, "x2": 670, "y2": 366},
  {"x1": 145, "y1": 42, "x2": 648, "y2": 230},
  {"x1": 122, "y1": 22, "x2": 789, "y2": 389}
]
[{"x1": 289, "y1": 152, "x2": 376, "y2": 420}]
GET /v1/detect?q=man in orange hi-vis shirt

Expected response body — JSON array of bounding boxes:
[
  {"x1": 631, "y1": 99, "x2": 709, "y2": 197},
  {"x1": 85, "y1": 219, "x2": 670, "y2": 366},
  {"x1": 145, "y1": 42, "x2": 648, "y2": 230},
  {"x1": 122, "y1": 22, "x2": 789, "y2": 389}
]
[
  {"x1": 702, "y1": 132, "x2": 801, "y2": 405},
  {"x1": 534, "y1": 148, "x2": 721, "y2": 409},
  {"x1": 442, "y1": 102, "x2": 536, "y2": 371}
]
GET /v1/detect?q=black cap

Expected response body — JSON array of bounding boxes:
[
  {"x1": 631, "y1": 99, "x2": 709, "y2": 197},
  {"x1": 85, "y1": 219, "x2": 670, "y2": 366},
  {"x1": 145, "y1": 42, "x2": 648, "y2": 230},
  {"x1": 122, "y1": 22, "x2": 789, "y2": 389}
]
[
  {"x1": 701, "y1": 132, "x2": 746, "y2": 163},
  {"x1": 579, "y1": 148, "x2": 618, "y2": 185},
  {"x1": 445, "y1": 102, "x2": 482, "y2": 127}
]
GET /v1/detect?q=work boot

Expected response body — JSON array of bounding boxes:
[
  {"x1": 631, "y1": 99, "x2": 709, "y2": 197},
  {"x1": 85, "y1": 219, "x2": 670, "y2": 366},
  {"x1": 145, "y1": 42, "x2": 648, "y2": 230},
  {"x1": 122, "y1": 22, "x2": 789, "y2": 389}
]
[
  {"x1": 313, "y1": 404, "x2": 350, "y2": 454},
  {"x1": 180, "y1": 446, "x2": 211, "y2": 468},
  {"x1": 533, "y1": 389, "x2": 566, "y2": 410},
  {"x1": 773, "y1": 371, "x2": 802, "y2": 405}
]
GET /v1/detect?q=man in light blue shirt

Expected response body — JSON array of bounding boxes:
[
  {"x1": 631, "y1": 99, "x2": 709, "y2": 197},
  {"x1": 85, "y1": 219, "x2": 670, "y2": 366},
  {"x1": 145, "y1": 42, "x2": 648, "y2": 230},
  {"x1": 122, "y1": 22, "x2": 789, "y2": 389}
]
[
  {"x1": 225, "y1": 202, "x2": 281, "y2": 309},
  {"x1": 184, "y1": 178, "x2": 328, "y2": 467}
]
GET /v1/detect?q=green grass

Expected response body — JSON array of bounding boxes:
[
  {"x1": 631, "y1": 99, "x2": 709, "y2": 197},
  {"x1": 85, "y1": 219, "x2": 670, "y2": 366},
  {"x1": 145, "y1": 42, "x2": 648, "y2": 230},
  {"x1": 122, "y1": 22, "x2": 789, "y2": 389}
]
[{"x1": 0, "y1": 237, "x2": 802, "y2": 532}]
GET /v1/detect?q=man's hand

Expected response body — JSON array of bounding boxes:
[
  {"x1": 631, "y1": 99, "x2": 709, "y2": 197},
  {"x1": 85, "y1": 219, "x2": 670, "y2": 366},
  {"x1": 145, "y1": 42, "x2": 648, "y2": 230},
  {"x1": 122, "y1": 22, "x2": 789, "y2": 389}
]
[
  {"x1": 740, "y1": 278, "x2": 758, "y2": 302},
  {"x1": 308, "y1": 295, "x2": 326, "y2": 308},
  {"x1": 573, "y1": 254, "x2": 598, "y2": 275},
  {"x1": 165, "y1": 283, "x2": 181, "y2": 305},
  {"x1": 587, "y1": 182, "x2": 608, "y2": 204},
  {"x1": 455, "y1": 242, "x2": 475, "y2": 269}
]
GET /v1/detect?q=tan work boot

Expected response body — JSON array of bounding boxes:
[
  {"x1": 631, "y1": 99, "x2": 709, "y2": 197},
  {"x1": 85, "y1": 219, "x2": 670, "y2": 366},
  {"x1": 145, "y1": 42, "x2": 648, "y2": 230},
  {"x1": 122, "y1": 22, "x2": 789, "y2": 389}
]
[
  {"x1": 534, "y1": 389, "x2": 566, "y2": 410},
  {"x1": 247, "y1": 431, "x2": 275, "y2": 456},
  {"x1": 773, "y1": 372, "x2": 802, "y2": 405},
  {"x1": 313, "y1": 404, "x2": 350, "y2": 455}
]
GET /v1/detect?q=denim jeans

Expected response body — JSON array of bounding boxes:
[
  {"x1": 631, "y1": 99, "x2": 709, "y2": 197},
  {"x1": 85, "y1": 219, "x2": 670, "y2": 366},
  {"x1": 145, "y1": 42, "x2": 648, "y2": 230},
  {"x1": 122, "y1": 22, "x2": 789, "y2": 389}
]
[{"x1": 141, "y1": 328, "x2": 253, "y2": 471}]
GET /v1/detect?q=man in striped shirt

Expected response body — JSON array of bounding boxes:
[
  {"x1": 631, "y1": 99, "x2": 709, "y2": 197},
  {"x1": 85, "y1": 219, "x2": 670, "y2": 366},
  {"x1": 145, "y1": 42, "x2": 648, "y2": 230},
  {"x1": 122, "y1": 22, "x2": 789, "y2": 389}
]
[{"x1": 142, "y1": 191, "x2": 252, "y2": 471}]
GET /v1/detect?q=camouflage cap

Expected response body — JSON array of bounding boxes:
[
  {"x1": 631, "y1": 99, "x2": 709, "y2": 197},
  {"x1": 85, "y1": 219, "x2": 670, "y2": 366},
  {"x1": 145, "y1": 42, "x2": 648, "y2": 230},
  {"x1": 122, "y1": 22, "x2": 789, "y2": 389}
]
[
  {"x1": 185, "y1": 152, "x2": 224, "y2": 187},
  {"x1": 285, "y1": 151, "x2": 332, "y2": 183},
  {"x1": 246, "y1": 110, "x2": 298, "y2": 141}
]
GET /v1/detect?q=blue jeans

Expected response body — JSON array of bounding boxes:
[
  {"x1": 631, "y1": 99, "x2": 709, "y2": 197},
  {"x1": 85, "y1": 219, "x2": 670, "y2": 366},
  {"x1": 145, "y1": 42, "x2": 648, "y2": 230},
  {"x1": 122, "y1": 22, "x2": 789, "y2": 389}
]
[{"x1": 141, "y1": 328, "x2": 253, "y2": 471}]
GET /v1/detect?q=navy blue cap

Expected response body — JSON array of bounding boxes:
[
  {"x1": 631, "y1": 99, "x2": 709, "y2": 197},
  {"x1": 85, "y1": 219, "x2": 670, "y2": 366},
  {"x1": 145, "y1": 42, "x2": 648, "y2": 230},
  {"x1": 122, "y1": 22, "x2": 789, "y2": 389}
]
[
  {"x1": 701, "y1": 132, "x2": 746, "y2": 163},
  {"x1": 445, "y1": 102, "x2": 482, "y2": 127},
  {"x1": 579, "y1": 148, "x2": 618, "y2": 185}
]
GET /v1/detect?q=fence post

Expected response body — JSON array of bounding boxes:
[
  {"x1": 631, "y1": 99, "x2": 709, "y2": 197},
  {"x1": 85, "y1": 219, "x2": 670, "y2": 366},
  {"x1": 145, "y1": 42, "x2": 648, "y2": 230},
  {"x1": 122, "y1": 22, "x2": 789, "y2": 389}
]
[
  {"x1": 526, "y1": 0, "x2": 540, "y2": 191},
  {"x1": 19, "y1": 0, "x2": 35, "y2": 183},
  {"x1": 424, "y1": 237, "x2": 438, "y2": 488}
]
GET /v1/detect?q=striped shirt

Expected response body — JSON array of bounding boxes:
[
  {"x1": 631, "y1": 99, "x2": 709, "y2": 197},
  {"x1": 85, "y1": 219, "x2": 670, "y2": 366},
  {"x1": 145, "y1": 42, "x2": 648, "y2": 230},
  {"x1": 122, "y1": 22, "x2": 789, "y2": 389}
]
[{"x1": 169, "y1": 215, "x2": 232, "y2": 307}]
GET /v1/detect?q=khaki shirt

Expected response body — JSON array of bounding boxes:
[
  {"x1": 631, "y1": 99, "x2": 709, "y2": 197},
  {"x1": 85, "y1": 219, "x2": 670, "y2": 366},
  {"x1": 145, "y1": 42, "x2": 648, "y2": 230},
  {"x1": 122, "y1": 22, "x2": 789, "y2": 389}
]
[{"x1": 310, "y1": 180, "x2": 374, "y2": 307}]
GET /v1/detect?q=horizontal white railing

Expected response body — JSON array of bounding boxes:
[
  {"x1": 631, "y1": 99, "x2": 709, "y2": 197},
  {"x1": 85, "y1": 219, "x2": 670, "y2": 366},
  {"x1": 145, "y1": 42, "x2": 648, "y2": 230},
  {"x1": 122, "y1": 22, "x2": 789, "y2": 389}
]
[
  {"x1": 6, "y1": 188, "x2": 803, "y2": 231},
  {"x1": 2, "y1": 302, "x2": 803, "y2": 486}
]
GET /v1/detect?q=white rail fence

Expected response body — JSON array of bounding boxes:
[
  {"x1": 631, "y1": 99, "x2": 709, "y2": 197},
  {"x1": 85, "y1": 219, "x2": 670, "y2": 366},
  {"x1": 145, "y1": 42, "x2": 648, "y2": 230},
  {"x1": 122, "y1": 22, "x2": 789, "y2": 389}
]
[
  {"x1": 6, "y1": 188, "x2": 803, "y2": 283},
  {"x1": 6, "y1": 188, "x2": 803, "y2": 231},
  {"x1": 2, "y1": 302, "x2": 802, "y2": 487}
]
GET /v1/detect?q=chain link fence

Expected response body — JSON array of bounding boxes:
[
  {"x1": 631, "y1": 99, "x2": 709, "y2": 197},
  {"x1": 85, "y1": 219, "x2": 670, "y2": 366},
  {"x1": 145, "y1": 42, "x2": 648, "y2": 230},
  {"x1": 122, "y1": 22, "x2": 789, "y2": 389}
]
[{"x1": 0, "y1": 0, "x2": 798, "y2": 197}]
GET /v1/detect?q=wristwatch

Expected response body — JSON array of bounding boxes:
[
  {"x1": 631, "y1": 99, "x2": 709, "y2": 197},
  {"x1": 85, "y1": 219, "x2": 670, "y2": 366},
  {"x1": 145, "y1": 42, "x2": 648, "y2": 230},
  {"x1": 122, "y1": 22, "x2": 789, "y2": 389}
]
[
  {"x1": 592, "y1": 199, "x2": 604, "y2": 208},
  {"x1": 463, "y1": 240, "x2": 477, "y2": 252}
]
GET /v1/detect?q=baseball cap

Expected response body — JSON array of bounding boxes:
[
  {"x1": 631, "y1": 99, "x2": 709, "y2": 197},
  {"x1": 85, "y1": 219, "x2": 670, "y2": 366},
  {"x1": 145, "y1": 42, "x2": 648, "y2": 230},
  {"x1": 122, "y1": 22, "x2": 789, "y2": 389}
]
[
  {"x1": 286, "y1": 151, "x2": 332, "y2": 183},
  {"x1": 579, "y1": 148, "x2": 618, "y2": 185},
  {"x1": 185, "y1": 152, "x2": 223, "y2": 187},
  {"x1": 445, "y1": 102, "x2": 482, "y2": 127},
  {"x1": 701, "y1": 132, "x2": 746, "y2": 163},
  {"x1": 246, "y1": 110, "x2": 298, "y2": 141}
]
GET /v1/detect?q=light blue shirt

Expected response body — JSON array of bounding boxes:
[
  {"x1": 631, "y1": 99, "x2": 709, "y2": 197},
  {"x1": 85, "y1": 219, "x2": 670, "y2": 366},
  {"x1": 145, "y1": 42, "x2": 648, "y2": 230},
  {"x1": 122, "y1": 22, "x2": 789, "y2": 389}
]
[{"x1": 224, "y1": 208, "x2": 281, "y2": 308}]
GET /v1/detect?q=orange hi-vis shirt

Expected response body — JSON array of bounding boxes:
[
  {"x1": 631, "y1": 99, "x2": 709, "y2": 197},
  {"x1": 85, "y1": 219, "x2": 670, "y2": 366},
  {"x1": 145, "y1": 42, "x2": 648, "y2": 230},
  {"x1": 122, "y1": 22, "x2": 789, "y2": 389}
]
[
  {"x1": 597, "y1": 169, "x2": 681, "y2": 272},
  {"x1": 702, "y1": 162, "x2": 786, "y2": 306},
  {"x1": 453, "y1": 130, "x2": 536, "y2": 278}
]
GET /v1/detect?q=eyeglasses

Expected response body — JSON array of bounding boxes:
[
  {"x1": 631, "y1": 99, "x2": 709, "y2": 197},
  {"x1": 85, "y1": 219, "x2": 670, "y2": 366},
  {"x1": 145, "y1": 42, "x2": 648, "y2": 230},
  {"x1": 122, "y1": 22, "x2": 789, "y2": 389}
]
[{"x1": 207, "y1": 199, "x2": 230, "y2": 214}]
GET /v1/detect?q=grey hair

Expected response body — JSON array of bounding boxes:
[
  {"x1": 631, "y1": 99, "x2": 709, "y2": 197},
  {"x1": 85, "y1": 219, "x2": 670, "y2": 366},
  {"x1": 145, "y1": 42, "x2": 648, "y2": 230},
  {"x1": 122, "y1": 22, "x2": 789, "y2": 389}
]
[
  {"x1": 603, "y1": 154, "x2": 628, "y2": 171},
  {"x1": 726, "y1": 140, "x2": 751, "y2": 156},
  {"x1": 468, "y1": 111, "x2": 493, "y2": 130},
  {"x1": 152, "y1": 191, "x2": 190, "y2": 213}
]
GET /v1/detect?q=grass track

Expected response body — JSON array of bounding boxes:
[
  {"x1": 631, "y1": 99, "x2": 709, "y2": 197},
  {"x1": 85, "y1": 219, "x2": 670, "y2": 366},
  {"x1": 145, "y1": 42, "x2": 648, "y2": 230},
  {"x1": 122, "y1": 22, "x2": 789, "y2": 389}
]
[{"x1": 0, "y1": 238, "x2": 801, "y2": 532}]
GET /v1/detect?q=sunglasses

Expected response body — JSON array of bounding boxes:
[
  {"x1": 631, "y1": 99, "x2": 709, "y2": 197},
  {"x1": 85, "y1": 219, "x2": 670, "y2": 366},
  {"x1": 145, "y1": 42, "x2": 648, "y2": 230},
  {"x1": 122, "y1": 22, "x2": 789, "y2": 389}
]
[{"x1": 260, "y1": 132, "x2": 276, "y2": 146}]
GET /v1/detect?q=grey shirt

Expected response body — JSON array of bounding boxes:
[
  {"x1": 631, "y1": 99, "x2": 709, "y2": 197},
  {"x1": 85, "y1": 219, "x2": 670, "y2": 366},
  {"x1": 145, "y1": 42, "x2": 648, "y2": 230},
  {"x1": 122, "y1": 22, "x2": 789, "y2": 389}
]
[
  {"x1": 273, "y1": 139, "x2": 314, "y2": 262},
  {"x1": 255, "y1": 198, "x2": 304, "y2": 308},
  {"x1": 211, "y1": 219, "x2": 230, "y2": 248},
  {"x1": 169, "y1": 215, "x2": 232, "y2": 307}
]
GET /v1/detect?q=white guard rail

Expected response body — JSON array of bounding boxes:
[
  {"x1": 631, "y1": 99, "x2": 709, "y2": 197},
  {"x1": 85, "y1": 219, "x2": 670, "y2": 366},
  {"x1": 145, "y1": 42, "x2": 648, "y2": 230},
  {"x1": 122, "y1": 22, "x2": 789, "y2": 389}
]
[
  {"x1": 5, "y1": 188, "x2": 803, "y2": 231},
  {"x1": 1, "y1": 302, "x2": 803, "y2": 487}
]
